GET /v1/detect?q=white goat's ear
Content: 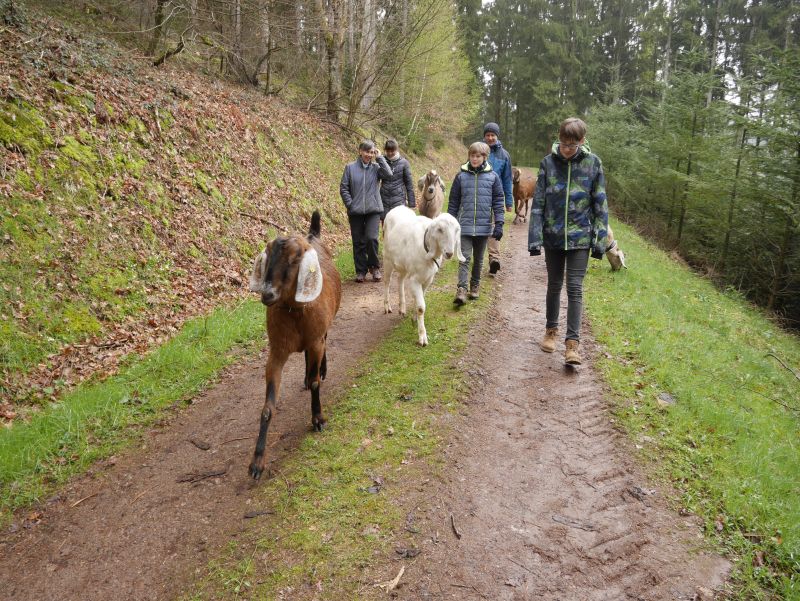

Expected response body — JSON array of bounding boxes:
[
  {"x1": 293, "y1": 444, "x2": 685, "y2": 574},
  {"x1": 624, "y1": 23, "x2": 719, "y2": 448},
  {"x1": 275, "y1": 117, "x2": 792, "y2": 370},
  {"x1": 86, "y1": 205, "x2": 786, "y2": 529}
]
[
  {"x1": 295, "y1": 248, "x2": 323, "y2": 302},
  {"x1": 249, "y1": 250, "x2": 268, "y2": 293}
]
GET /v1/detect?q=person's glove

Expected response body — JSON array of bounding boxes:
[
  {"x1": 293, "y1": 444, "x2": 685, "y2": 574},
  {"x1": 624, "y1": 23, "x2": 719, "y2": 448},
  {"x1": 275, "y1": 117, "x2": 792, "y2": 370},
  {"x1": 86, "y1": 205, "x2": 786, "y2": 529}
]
[
  {"x1": 591, "y1": 248, "x2": 604, "y2": 260},
  {"x1": 529, "y1": 247, "x2": 541, "y2": 256},
  {"x1": 492, "y1": 224, "x2": 503, "y2": 241}
]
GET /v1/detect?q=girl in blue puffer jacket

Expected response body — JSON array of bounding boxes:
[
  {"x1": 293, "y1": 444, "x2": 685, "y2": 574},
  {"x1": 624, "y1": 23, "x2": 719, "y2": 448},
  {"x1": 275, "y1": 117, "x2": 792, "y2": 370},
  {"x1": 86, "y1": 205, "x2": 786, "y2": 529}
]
[{"x1": 447, "y1": 142, "x2": 505, "y2": 306}]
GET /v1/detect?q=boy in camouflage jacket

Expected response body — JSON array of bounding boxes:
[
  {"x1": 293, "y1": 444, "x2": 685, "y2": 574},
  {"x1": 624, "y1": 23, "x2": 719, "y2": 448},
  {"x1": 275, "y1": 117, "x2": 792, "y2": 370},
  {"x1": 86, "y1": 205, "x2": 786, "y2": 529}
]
[{"x1": 528, "y1": 118, "x2": 608, "y2": 365}]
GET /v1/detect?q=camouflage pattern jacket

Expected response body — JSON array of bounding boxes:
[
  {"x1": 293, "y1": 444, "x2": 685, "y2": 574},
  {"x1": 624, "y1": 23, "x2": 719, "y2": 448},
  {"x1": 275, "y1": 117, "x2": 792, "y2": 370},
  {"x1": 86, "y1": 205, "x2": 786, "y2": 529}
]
[{"x1": 528, "y1": 142, "x2": 608, "y2": 255}]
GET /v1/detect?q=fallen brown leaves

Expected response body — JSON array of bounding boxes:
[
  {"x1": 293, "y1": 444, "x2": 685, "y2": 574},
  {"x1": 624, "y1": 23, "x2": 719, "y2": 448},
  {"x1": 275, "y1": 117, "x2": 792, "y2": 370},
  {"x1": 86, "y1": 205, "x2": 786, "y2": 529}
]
[{"x1": 1, "y1": 15, "x2": 354, "y2": 423}]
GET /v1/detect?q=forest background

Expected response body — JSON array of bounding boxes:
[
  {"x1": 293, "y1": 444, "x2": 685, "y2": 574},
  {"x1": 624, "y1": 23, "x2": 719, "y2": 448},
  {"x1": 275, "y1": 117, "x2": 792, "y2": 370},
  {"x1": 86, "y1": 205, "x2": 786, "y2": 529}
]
[{"x1": 7, "y1": 0, "x2": 798, "y2": 323}]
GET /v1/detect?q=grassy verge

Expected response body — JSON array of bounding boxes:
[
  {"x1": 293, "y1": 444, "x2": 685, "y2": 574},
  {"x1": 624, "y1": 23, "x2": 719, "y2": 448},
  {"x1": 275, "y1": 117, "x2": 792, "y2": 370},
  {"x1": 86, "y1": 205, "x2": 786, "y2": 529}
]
[
  {"x1": 183, "y1": 257, "x2": 490, "y2": 600},
  {"x1": 0, "y1": 299, "x2": 266, "y2": 525},
  {"x1": 584, "y1": 219, "x2": 800, "y2": 600}
]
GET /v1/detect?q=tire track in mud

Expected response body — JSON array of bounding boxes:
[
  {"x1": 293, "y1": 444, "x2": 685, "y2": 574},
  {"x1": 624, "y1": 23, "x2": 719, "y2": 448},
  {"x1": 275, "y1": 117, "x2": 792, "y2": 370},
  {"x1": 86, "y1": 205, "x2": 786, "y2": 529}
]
[
  {"x1": 0, "y1": 279, "x2": 399, "y2": 601},
  {"x1": 390, "y1": 224, "x2": 731, "y2": 600}
]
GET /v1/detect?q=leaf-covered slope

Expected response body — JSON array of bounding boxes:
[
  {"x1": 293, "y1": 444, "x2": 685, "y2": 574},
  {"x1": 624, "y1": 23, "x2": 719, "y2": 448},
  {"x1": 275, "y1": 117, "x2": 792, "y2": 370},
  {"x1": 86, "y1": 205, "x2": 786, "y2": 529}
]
[{"x1": 0, "y1": 13, "x2": 464, "y2": 418}]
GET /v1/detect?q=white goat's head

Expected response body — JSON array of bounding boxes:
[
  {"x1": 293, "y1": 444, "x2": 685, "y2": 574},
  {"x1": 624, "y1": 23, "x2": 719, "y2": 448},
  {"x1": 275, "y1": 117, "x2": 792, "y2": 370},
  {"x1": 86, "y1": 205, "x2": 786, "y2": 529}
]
[
  {"x1": 425, "y1": 213, "x2": 465, "y2": 263},
  {"x1": 249, "y1": 236, "x2": 323, "y2": 306}
]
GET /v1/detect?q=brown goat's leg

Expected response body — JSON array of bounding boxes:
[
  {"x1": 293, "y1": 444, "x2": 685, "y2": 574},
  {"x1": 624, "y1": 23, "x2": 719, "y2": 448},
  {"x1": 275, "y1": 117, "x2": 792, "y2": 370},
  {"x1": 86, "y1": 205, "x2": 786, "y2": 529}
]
[
  {"x1": 249, "y1": 352, "x2": 287, "y2": 480},
  {"x1": 306, "y1": 340, "x2": 326, "y2": 431},
  {"x1": 302, "y1": 349, "x2": 309, "y2": 390},
  {"x1": 320, "y1": 350, "x2": 327, "y2": 381}
]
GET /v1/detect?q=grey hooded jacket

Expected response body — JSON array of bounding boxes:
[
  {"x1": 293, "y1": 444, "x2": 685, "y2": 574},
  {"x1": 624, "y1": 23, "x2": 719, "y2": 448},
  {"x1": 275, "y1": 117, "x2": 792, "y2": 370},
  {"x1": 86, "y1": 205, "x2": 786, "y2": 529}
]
[
  {"x1": 380, "y1": 155, "x2": 416, "y2": 217},
  {"x1": 340, "y1": 155, "x2": 393, "y2": 216},
  {"x1": 447, "y1": 161, "x2": 504, "y2": 237}
]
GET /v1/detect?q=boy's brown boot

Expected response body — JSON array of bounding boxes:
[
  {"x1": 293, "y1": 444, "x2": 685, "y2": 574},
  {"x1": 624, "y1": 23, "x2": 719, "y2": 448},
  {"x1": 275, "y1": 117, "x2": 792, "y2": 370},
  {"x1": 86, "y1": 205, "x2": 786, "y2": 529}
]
[
  {"x1": 539, "y1": 328, "x2": 558, "y2": 353},
  {"x1": 468, "y1": 283, "x2": 480, "y2": 300},
  {"x1": 453, "y1": 286, "x2": 467, "y2": 306},
  {"x1": 565, "y1": 339, "x2": 581, "y2": 365}
]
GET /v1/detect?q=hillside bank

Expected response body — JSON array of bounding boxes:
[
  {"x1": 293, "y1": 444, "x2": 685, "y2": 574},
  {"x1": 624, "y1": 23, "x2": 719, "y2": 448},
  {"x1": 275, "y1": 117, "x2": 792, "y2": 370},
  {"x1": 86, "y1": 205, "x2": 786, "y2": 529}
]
[{"x1": 0, "y1": 8, "x2": 465, "y2": 420}]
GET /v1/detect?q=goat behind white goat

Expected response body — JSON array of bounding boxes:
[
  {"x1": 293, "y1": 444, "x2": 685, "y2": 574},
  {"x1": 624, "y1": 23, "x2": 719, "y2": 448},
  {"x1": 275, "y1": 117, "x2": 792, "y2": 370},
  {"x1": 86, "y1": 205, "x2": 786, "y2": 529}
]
[{"x1": 382, "y1": 206, "x2": 465, "y2": 346}]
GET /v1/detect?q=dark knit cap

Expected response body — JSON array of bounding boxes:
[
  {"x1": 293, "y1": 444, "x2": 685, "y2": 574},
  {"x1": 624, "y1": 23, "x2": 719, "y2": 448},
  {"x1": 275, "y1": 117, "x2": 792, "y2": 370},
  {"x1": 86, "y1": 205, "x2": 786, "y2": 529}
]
[{"x1": 483, "y1": 122, "x2": 500, "y2": 136}]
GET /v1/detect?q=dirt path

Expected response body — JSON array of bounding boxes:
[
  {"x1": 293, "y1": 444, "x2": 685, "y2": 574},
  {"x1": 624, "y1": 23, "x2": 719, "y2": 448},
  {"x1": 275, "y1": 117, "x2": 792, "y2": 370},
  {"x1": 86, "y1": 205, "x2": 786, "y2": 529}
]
[
  {"x1": 1, "y1": 224, "x2": 732, "y2": 601},
  {"x1": 387, "y1": 223, "x2": 731, "y2": 600},
  {"x1": 0, "y1": 277, "x2": 398, "y2": 601}
]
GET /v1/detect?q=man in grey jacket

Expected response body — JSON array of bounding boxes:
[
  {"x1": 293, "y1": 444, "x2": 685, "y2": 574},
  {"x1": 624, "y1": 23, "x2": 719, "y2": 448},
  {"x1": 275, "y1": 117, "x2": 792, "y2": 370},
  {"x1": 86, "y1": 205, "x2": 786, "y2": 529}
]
[
  {"x1": 340, "y1": 140, "x2": 393, "y2": 282},
  {"x1": 380, "y1": 138, "x2": 415, "y2": 220}
]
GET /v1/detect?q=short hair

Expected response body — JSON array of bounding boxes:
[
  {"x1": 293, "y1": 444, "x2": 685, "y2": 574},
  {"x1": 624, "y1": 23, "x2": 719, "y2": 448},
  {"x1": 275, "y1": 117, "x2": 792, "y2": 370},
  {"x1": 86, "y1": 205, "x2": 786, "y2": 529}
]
[
  {"x1": 468, "y1": 141, "x2": 490, "y2": 158},
  {"x1": 359, "y1": 139, "x2": 375, "y2": 152},
  {"x1": 559, "y1": 118, "x2": 587, "y2": 141},
  {"x1": 384, "y1": 138, "x2": 398, "y2": 152}
]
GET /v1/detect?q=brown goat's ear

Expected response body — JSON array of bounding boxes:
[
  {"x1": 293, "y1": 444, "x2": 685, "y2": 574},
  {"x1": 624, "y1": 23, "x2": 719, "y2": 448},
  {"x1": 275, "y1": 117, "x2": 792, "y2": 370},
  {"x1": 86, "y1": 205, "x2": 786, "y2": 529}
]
[
  {"x1": 295, "y1": 248, "x2": 323, "y2": 302},
  {"x1": 249, "y1": 250, "x2": 268, "y2": 293}
]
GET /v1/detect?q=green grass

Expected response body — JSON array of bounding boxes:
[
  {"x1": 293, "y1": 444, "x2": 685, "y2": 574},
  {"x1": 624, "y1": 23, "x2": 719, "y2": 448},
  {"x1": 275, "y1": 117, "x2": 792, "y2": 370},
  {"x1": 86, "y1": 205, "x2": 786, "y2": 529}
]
[
  {"x1": 584, "y1": 219, "x2": 800, "y2": 600},
  {"x1": 185, "y1": 257, "x2": 490, "y2": 600},
  {"x1": 0, "y1": 299, "x2": 266, "y2": 524}
]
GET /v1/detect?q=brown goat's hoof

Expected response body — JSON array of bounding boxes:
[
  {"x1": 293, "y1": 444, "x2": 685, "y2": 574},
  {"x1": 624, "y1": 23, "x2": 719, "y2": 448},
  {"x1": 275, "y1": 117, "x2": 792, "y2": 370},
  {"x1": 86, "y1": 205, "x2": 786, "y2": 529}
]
[
  {"x1": 313, "y1": 416, "x2": 327, "y2": 432},
  {"x1": 249, "y1": 464, "x2": 263, "y2": 480}
]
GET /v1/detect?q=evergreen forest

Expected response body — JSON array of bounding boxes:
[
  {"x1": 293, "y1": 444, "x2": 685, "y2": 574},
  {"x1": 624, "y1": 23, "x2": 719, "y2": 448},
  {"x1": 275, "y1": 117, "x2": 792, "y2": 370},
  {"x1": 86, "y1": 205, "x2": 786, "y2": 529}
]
[{"x1": 458, "y1": 0, "x2": 800, "y2": 325}]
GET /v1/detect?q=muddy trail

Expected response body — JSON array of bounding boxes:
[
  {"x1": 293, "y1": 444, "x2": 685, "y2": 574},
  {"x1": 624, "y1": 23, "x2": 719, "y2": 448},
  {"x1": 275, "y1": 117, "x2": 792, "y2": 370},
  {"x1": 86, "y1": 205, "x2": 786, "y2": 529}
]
[
  {"x1": 381, "y1": 224, "x2": 731, "y2": 600},
  {"x1": 0, "y1": 223, "x2": 732, "y2": 601},
  {"x1": 0, "y1": 276, "x2": 400, "y2": 601}
]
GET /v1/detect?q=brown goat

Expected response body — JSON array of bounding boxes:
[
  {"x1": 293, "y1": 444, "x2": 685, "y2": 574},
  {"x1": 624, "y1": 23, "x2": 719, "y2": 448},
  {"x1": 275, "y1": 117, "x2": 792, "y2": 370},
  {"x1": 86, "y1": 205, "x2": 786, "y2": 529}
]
[
  {"x1": 416, "y1": 170, "x2": 445, "y2": 218},
  {"x1": 512, "y1": 167, "x2": 536, "y2": 225},
  {"x1": 247, "y1": 211, "x2": 342, "y2": 479}
]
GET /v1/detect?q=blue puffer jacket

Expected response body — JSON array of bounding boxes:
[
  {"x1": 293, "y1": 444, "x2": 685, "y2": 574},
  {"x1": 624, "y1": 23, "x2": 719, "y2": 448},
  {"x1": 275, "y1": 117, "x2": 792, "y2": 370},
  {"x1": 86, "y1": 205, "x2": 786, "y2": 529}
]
[
  {"x1": 447, "y1": 161, "x2": 505, "y2": 237},
  {"x1": 487, "y1": 141, "x2": 513, "y2": 210}
]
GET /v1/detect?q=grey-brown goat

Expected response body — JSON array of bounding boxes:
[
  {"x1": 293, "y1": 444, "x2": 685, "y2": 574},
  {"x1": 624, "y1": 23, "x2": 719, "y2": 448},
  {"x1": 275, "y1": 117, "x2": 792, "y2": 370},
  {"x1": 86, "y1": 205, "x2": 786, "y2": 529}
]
[
  {"x1": 417, "y1": 170, "x2": 445, "y2": 218},
  {"x1": 247, "y1": 211, "x2": 342, "y2": 479}
]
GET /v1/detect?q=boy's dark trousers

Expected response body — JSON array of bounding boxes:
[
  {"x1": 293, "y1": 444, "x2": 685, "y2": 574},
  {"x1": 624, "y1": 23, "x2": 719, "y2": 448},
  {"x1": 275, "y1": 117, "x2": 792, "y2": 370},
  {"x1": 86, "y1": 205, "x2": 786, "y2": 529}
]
[
  {"x1": 348, "y1": 212, "x2": 381, "y2": 276},
  {"x1": 544, "y1": 248, "x2": 589, "y2": 341},
  {"x1": 458, "y1": 235, "x2": 489, "y2": 289}
]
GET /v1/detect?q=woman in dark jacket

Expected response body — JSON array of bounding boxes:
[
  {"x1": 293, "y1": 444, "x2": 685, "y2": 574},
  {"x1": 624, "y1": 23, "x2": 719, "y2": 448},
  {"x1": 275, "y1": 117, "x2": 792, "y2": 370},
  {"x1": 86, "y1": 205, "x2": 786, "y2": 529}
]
[
  {"x1": 447, "y1": 141, "x2": 505, "y2": 305},
  {"x1": 380, "y1": 138, "x2": 416, "y2": 220}
]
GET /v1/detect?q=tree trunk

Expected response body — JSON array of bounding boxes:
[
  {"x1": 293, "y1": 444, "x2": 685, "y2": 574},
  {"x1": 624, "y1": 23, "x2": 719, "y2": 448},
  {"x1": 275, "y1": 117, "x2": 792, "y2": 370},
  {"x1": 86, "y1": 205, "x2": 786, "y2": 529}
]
[
  {"x1": 359, "y1": 0, "x2": 377, "y2": 111},
  {"x1": 720, "y1": 125, "x2": 748, "y2": 271},
  {"x1": 662, "y1": 0, "x2": 673, "y2": 99},
  {"x1": 767, "y1": 216, "x2": 794, "y2": 311},
  {"x1": 706, "y1": 0, "x2": 721, "y2": 107},
  {"x1": 315, "y1": 0, "x2": 344, "y2": 122},
  {"x1": 676, "y1": 111, "x2": 698, "y2": 246},
  {"x1": 146, "y1": 0, "x2": 167, "y2": 57},
  {"x1": 493, "y1": 72, "x2": 502, "y2": 124}
]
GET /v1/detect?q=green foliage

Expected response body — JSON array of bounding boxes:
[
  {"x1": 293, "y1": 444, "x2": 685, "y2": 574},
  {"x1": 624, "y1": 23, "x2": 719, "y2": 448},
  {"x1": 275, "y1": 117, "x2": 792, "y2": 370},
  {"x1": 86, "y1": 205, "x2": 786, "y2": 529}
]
[
  {"x1": 585, "y1": 220, "x2": 800, "y2": 599},
  {"x1": 0, "y1": 99, "x2": 52, "y2": 155},
  {"x1": 0, "y1": 300, "x2": 267, "y2": 525}
]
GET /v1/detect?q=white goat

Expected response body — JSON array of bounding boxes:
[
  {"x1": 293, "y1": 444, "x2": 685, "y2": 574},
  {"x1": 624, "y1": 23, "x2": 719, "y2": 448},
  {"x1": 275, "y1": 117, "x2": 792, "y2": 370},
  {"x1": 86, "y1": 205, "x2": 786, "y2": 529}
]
[{"x1": 382, "y1": 206, "x2": 465, "y2": 346}]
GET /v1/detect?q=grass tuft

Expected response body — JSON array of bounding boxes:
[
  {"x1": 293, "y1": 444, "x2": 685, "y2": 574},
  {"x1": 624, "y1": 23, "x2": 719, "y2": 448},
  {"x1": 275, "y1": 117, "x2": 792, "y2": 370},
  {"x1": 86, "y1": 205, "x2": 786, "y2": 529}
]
[{"x1": 585, "y1": 219, "x2": 800, "y2": 600}]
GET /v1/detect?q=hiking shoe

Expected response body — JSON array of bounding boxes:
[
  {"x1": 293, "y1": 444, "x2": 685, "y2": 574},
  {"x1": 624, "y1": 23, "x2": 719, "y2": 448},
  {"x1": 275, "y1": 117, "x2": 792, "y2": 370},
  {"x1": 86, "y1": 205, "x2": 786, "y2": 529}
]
[
  {"x1": 453, "y1": 286, "x2": 467, "y2": 306},
  {"x1": 565, "y1": 339, "x2": 581, "y2": 365},
  {"x1": 468, "y1": 283, "x2": 480, "y2": 300},
  {"x1": 355, "y1": 273, "x2": 366, "y2": 283},
  {"x1": 489, "y1": 260, "x2": 501, "y2": 275},
  {"x1": 539, "y1": 328, "x2": 558, "y2": 353},
  {"x1": 371, "y1": 268, "x2": 383, "y2": 282}
]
